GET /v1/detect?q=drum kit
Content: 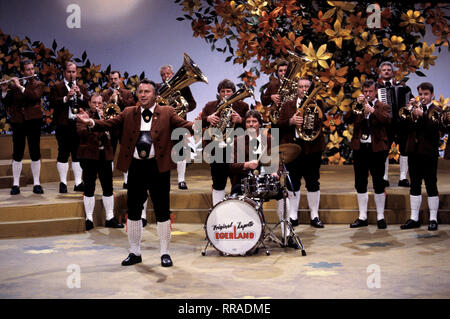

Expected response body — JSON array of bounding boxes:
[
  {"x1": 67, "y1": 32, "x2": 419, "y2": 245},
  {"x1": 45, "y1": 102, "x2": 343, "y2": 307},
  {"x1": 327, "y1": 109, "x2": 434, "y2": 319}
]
[{"x1": 202, "y1": 143, "x2": 307, "y2": 257}]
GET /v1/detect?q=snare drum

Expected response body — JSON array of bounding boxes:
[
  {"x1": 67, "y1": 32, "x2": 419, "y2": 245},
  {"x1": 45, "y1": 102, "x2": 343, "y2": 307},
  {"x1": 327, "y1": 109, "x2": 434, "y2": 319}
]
[{"x1": 204, "y1": 197, "x2": 264, "y2": 256}]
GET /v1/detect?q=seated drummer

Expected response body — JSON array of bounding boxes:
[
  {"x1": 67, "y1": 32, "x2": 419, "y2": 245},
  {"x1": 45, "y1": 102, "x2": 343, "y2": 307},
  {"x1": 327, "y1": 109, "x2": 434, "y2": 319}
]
[{"x1": 229, "y1": 110, "x2": 299, "y2": 249}]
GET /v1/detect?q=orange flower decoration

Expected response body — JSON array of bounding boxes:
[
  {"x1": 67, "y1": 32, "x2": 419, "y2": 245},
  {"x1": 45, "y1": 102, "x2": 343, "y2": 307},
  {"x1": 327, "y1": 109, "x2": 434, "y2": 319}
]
[
  {"x1": 328, "y1": 152, "x2": 346, "y2": 165},
  {"x1": 323, "y1": 113, "x2": 342, "y2": 132},
  {"x1": 319, "y1": 61, "x2": 348, "y2": 88},
  {"x1": 355, "y1": 53, "x2": 378, "y2": 74},
  {"x1": 191, "y1": 18, "x2": 211, "y2": 38}
]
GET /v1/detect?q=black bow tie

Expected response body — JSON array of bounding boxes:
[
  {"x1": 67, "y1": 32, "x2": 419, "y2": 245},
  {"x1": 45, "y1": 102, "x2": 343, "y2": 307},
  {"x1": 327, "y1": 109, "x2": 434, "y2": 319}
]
[{"x1": 142, "y1": 109, "x2": 153, "y2": 123}]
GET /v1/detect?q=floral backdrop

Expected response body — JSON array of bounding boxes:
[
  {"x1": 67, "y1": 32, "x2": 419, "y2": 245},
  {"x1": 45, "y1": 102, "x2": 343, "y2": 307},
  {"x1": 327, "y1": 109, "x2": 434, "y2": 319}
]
[
  {"x1": 0, "y1": 1, "x2": 449, "y2": 163},
  {"x1": 175, "y1": 0, "x2": 449, "y2": 162}
]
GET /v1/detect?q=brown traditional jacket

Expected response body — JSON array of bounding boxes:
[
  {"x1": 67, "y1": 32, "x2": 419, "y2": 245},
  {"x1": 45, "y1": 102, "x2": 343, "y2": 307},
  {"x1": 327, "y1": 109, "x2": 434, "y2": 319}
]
[
  {"x1": 343, "y1": 100, "x2": 391, "y2": 152},
  {"x1": 277, "y1": 97, "x2": 326, "y2": 154},
  {"x1": 101, "y1": 87, "x2": 135, "y2": 111},
  {"x1": 76, "y1": 109, "x2": 114, "y2": 161},
  {"x1": 49, "y1": 80, "x2": 90, "y2": 126},
  {"x1": 86, "y1": 104, "x2": 193, "y2": 173},
  {"x1": 2, "y1": 78, "x2": 44, "y2": 123}
]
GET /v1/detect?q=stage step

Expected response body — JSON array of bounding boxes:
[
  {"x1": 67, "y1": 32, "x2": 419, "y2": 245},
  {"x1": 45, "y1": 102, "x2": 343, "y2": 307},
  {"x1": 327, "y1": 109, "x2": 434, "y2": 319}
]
[
  {"x1": 0, "y1": 175, "x2": 27, "y2": 188},
  {"x1": 0, "y1": 217, "x2": 85, "y2": 239},
  {"x1": 0, "y1": 135, "x2": 56, "y2": 160}
]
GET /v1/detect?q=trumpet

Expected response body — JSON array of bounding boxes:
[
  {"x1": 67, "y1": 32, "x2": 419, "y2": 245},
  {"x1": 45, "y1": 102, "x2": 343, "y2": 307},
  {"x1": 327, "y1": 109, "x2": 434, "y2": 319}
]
[
  {"x1": 399, "y1": 96, "x2": 421, "y2": 123},
  {"x1": 67, "y1": 77, "x2": 80, "y2": 115},
  {"x1": 352, "y1": 100, "x2": 365, "y2": 115},
  {"x1": 0, "y1": 74, "x2": 37, "y2": 86}
]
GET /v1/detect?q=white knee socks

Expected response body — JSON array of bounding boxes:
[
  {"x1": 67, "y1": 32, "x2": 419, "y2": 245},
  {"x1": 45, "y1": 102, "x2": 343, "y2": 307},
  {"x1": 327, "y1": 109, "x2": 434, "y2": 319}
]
[
  {"x1": 399, "y1": 155, "x2": 408, "y2": 180},
  {"x1": 307, "y1": 190, "x2": 320, "y2": 220},
  {"x1": 127, "y1": 219, "x2": 143, "y2": 256},
  {"x1": 428, "y1": 196, "x2": 439, "y2": 222},
  {"x1": 72, "y1": 161, "x2": 83, "y2": 186},
  {"x1": 374, "y1": 192, "x2": 386, "y2": 221},
  {"x1": 357, "y1": 192, "x2": 369, "y2": 221},
  {"x1": 83, "y1": 195, "x2": 95, "y2": 221},
  {"x1": 157, "y1": 220, "x2": 171, "y2": 256},
  {"x1": 12, "y1": 160, "x2": 22, "y2": 186},
  {"x1": 57, "y1": 162, "x2": 68, "y2": 184},
  {"x1": 142, "y1": 199, "x2": 148, "y2": 220},
  {"x1": 288, "y1": 190, "x2": 300, "y2": 221},
  {"x1": 177, "y1": 160, "x2": 186, "y2": 183},
  {"x1": 102, "y1": 195, "x2": 114, "y2": 221},
  {"x1": 30, "y1": 160, "x2": 41, "y2": 186},
  {"x1": 212, "y1": 189, "x2": 225, "y2": 206},
  {"x1": 383, "y1": 157, "x2": 389, "y2": 181},
  {"x1": 410, "y1": 195, "x2": 422, "y2": 222}
]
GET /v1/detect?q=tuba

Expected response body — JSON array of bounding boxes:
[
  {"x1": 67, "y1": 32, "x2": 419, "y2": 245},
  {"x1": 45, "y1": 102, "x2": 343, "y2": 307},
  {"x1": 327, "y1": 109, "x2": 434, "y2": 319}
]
[
  {"x1": 269, "y1": 50, "x2": 307, "y2": 125},
  {"x1": 295, "y1": 78, "x2": 325, "y2": 142},
  {"x1": 157, "y1": 53, "x2": 208, "y2": 118},
  {"x1": 208, "y1": 85, "x2": 253, "y2": 143},
  {"x1": 104, "y1": 86, "x2": 121, "y2": 119},
  {"x1": 399, "y1": 96, "x2": 420, "y2": 123}
]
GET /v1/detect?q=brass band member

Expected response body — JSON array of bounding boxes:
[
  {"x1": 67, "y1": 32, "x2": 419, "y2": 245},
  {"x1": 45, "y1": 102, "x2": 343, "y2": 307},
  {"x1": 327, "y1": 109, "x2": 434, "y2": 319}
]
[
  {"x1": 76, "y1": 93, "x2": 123, "y2": 231},
  {"x1": 277, "y1": 78, "x2": 326, "y2": 228},
  {"x1": 260, "y1": 60, "x2": 288, "y2": 117},
  {"x1": 158, "y1": 64, "x2": 197, "y2": 190},
  {"x1": 400, "y1": 82, "x2": 442, "y2": 231},
  {"x1": 344, "y1": 80, "x2": 391, "y2": 229},
  {"x1": 77, "y1": 79, "x2": 196, "y2": 267},
  {"x1": 1, "y1": 59, "x2": 45, "y2": 195},
  {"x1": 49, "y1": 61, "x2": 90, "y2": 193},
  {"x1": 378, "y1": 61, "x2": 412, "y2": 187},
  {"x1": 201, "y1": 79, "x2": 249, "y2": 206},
  {"x1": 101, "y1": 70, "x2": 135, "y2": 189}
]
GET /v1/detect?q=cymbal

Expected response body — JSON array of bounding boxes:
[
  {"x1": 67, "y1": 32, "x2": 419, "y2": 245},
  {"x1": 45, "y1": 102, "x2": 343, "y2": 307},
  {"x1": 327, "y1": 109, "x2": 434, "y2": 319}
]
[{"x1": 276, "y1": 143, "x2": 301, "y2": 164}]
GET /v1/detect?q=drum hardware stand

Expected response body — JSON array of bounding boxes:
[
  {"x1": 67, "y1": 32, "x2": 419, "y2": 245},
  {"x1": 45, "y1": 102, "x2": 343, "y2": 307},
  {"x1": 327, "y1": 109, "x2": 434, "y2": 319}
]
[{"x1": 264, "y1": 161, "x2": 307, "y2": 256}]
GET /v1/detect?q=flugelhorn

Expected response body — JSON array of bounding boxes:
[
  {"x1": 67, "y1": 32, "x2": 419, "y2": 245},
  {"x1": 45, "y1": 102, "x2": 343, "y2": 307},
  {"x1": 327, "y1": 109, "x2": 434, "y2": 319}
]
[
  {"x1": 399, "y1": 96, "x2": 421, "y2": 123},
  {"x1": 157, "y1": 53, "x2": 208, "y2": 118},
  {"x1": 428, "y1": 104, "x2": 449, "y2": 128}
]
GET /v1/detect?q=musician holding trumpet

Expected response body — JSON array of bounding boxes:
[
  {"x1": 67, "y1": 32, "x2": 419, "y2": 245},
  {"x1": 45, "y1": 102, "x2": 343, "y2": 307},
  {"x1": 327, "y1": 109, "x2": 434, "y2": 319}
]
[
  {"x1": 1, "y1": 59, "x2": 45, "y2": 195},
  {"x1": 400, "y1": 82, "x2": 442, "y2": 231},
  {"x1": 76, "y1": 93, "x2": 123, "y2": 231},
  {"x1": 344, "y1": 80, "x2": 391, "y2": 229},
  {"x1": 49, "y1": 61, "x2": 90, "y2": 193}
]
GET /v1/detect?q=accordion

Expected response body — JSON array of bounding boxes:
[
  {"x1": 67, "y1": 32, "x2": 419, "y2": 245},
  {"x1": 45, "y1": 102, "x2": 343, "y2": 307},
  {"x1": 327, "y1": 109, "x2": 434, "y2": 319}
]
[{"x1": 377, "y1": 87, "x2": 392, "y2": 106}]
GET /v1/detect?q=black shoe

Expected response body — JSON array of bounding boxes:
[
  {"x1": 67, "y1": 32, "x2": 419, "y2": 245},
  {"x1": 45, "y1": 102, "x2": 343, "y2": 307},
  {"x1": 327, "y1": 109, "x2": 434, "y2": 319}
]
[
  {"x1": 310, "y1": 217, "x2": 324, "y2": 228},
  {"x1": 59, "y1": 182, "x2": 67, "y2": 193},
  {"x1": 289, "y1": 218, "x2": 299, "y2": 227},
  {"x1": 178, "y1": 181, "x2": 188, "y2": 190},
  {"x1": 400, "y1": 219, "x2": 421, "y2": 229},
  {"x1": 10, "y1": 185, "x2": 20, "y2": 195},
  {"x1": 350, "y1": 218, "x2": 368, "y2": 228},
  {"x1": 74, "y1": 182, "x2": 84, "y2": 192},
  {"x1": 398, "y1": 179, "x2": 410, "y2": 187},
  {"x1": 33, "y1": 185, "x2": 44, "y2": 194},
  {"x1": 85, "y1": 219, "x2": 94, "y2": 231},
  {"x1": 123, "y1": 183, "x2": 128, "y2": 189},
  {"x1": 428, "y1": 220, "x2": 438, "y2": 231},
  {"x1": 142, "y1": 218, "x2": 147, "y2": 227},
  {"x1": 377, "y1": 219, "x2": 387, "y2": 229},
  {"x1": 121, "y1": 253, "x2": 142, "y2": 266},
  {"x1": 161, "y1": 254, "x2": 173, "y2": 267},
  {"x1": 384, "y1": 179, "x2": 390, "y2": 187},
  {"x1": 105, "y1": 217, "x2": 124, "y2": 228}
]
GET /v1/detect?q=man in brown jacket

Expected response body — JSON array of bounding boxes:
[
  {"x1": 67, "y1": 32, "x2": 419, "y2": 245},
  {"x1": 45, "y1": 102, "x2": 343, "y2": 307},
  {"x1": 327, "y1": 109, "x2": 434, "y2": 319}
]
[
  {"x1": 260, "y1": 60, "x2": 288, "y2": 126},
  {"x1": 49, "y1": 61, "x2": 90, "y2": 193},
  {"x1": 201, "y1": 79, "x2": 249, "y2": 206},
  {"x1": 101, "y1": 71, "x2": 135, "y2": 190},
  {"x1": 400, "y1": 82, "x2": 442, "y2": 231},
  {"x1": 344, "y1": 80, "x2": 391, "y2": 229},
  {"x1": 76, "y1": 93, "x2": 123, "y2": 231},
  {"x1": 77, "y1": 79, "x2": 195, "y2": 267},
  {"x1": 277, "y1": 78, "x2": 326, "y2": 229},
  {"x1": 1, "y1": 60, "x2": 45, "y2": 195}
]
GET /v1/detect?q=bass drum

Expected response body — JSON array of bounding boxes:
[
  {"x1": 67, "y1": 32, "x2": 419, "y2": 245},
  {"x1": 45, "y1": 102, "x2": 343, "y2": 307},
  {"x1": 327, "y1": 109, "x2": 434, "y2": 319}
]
[{"x1": 204, "y1": 197, "x2": 264, "y2": 256}]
